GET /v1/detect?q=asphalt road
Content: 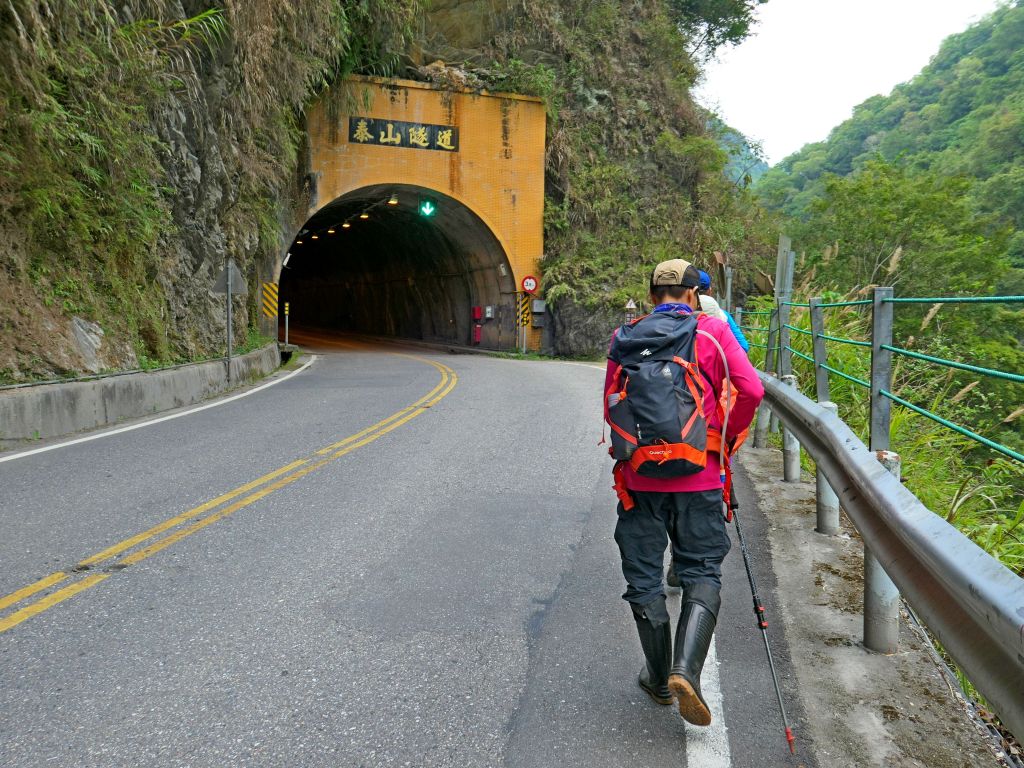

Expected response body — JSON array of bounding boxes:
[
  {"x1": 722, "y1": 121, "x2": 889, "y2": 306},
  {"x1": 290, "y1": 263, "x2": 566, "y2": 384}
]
[{"x1": 0, "y1": 330, "x2": 815, "y2": 767}]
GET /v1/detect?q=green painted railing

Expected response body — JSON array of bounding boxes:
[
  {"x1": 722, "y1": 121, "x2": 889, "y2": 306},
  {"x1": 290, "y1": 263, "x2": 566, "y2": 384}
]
[{"x1": 764, "y1": 290, "x2": 1024, "y2": 466}]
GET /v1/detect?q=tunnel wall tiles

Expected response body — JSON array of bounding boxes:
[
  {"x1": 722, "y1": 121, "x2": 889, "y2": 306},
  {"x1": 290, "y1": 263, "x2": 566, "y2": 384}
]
[{"x1": 305, "y1": 76, "x2": 547, "y2": 349}]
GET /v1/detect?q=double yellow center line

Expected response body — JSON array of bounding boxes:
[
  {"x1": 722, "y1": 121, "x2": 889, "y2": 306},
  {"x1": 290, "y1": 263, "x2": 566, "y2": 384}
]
[{"x1": 0, "y1": 352, "x2": 457, "y2": 634}]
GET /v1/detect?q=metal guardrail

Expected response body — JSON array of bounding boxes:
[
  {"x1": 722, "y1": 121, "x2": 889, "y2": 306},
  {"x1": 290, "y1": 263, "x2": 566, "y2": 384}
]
[
  {"x1": 759, "y1": 372, "x2": 1024, "y2": 739},
  {"x1": 741, "y1": 288, "x2": 1023, "y2": 465}
]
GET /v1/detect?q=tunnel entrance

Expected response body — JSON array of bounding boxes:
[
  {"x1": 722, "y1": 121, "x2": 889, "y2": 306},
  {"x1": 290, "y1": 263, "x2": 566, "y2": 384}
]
[{"x1": 279, "y1": 184, "x2": 518, "y2": 349}]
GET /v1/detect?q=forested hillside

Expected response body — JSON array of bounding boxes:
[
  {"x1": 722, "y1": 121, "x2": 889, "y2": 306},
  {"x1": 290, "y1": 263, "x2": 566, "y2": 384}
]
[
  {"x1": 752, "y1": 2, "x2": 1023, "y2": 425},
  {"x1": 749, "y1": 2, "x2": 1023, "y2": 582},
  {"x1": 758, "y1": 1, "x2": 1024, "y2": 280}
]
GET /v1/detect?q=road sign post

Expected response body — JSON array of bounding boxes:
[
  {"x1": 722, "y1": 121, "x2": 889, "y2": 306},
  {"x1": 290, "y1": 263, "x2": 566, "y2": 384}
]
[
  {"x1": 212, "y1": 259, "x2": 247, "y2": 383},
  {"x1": 516, "y1": 277, "x2": 538, "y2": 353},
  {"x1": 624, "y1": 298, "x2": 637, "y2": 324}
]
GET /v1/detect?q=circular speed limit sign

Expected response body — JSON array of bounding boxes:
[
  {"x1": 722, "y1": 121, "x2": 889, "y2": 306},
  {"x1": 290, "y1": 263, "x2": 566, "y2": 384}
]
[{"x1": 521, "y1": 275, "x2": 539, "y2": 294}]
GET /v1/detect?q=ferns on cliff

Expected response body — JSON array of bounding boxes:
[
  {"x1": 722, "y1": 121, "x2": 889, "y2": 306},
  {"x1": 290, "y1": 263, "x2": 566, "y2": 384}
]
[
  {"x1": 0, "y1": 0, "x2": 420, "y2": 377},
  {"x1": 472, "y1": 0, "x2": 772, "y2": 353}
]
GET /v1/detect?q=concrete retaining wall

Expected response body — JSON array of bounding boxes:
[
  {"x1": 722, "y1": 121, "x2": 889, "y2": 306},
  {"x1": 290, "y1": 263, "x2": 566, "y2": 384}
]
[{"x1": 0, "y1": 345, "x2": 281, "y2": 445}]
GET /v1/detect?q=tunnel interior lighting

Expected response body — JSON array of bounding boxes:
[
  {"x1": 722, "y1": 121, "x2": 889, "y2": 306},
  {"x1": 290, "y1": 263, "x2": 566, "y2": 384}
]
[
  {"x1": 359, "y1": 213, "x2": 369, "y2": 219},
  {"x1": 387, "y1": 194, "x2": 399, "y2": 206},
  {"x1": 296, "y1": 239, "x2": 303, "y2": 244},
  {"x1": 311, "y1": 234, "x2": 319, "y2": 240},
  {"x1": 327, "y1": 228, "x2": 335, "y2": 234},
  {"x1": 342, "y1": 222, "x2": 351, "y2": 229},
  {"x1": 419, "y1": 198, "x2": 437, "y2": 217}
]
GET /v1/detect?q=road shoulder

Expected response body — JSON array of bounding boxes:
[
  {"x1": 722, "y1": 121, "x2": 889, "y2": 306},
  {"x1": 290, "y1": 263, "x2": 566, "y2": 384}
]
[{"x1": 737, "y1": 446, "x2": 1002, "y2": 768}]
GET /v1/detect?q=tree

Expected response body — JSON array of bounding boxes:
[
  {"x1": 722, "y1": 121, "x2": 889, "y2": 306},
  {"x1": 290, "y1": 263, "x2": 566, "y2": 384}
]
[
  {"x1": 668, "y1": 0, "x2": 768, "y2": 60},
  {"x1": 792, "y1": 159, "x2": 1007, "y2": 296}
]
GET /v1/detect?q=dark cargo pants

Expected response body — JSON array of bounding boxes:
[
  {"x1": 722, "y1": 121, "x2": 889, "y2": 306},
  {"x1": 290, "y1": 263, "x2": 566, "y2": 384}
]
[{"x1": 614, "y1": 488, "x2": 731, "y2": 607}]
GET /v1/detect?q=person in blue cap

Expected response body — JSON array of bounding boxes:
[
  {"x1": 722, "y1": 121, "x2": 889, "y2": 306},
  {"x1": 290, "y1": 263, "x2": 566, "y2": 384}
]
[{"x1": 697, "y1": 270, "x2": 749, "y2": 353}]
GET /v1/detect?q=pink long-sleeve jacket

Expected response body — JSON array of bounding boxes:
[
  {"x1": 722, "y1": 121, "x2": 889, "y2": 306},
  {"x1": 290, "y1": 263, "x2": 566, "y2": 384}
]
[{"x1": 604, "y1": 311, "x2": 764, "y2": 492}]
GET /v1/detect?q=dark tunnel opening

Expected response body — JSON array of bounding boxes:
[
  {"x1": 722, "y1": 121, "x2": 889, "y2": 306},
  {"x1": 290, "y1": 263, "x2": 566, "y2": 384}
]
[{"x1": 279, "y1": 185, "x2": 518, "y2": 349}]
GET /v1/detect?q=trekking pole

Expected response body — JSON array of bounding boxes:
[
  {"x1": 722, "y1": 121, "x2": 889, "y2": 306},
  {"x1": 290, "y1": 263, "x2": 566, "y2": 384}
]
[{"x1": 729, "y1": 492, "x2": 797, "y2": 754}]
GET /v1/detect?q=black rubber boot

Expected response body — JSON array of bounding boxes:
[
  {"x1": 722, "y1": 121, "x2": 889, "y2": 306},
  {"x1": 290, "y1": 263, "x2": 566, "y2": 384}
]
[
  {"x1": 668, "y1": 584, "x2": 720, "y2": 726},
  {"x1": 630, "y1": 597, "x2": 673, "y2": 705}
]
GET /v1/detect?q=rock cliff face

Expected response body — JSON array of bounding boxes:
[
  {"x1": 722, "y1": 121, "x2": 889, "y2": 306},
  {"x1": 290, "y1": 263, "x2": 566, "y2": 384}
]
[
  {"x1": 0, "y1": 0, "x2": 417, "y2": 381},
  {"x1": 1, "y1": 0, "x2": 741, "y2": 376},
  {"x1": 413, "y1": 0, "x2": 512, "y2": 64}
]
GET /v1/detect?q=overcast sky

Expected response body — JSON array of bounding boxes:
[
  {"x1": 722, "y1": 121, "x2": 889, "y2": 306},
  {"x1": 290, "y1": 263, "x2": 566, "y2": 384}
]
[{"x1": 695, "y1": 0, "x2": 1005, "y2": 166}]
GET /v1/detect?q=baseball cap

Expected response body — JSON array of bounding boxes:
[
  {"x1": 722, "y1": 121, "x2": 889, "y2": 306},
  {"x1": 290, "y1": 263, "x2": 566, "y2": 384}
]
[
  {"x1": 651, "y1": 258, "x2": 700, "y2": 288},
  {"x1": 698, "y1": 270, "x2": 712, "y2": 292}
]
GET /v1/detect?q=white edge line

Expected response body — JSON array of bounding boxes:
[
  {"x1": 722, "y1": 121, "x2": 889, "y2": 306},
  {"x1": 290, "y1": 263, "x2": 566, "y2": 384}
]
[
  {"x1": 0, "y1": 356, "x2": 318, "y2": 465},
  {"x1": 684, "y1": 637, "x2": 732, "y2": 766}
]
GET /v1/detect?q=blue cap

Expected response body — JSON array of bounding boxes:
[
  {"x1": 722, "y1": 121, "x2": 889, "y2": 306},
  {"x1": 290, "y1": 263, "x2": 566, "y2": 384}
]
[{"x1": 698, "y1": 270, "x2": 712, "y2": 292}]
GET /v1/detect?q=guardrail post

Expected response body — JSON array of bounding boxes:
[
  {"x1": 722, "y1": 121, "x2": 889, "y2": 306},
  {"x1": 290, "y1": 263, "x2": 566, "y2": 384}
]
[
  {"x1": 724, "y1": 266, "x2": 734, "y2": 313},
  {"x1": 864, "y1": 450, "x2": 902, "y2": 653},
  {"x1": 815, "y1": 401, "x2": 841, "y2": 534},
  {"x1": 778, "y1": 302, "x2": 793, "y2": 378},
  {"x1": 781, "y1": 375, "x2": 801, "y2": 481},
  {"x1": 870, "y1": 287, "x2": 894, "y2": 451},
  {"x1": 764, "y1": 308, "x2": 779, "y2": 374},
  {"x1": 765, "y1": 309, "x2": 781, "y2": 434},
  {"x1": 753, "y1": 372, "x2": 775, "y2": 448},
  {"x1": 776, "y1": 249, "x2": 796, "y2": 379},
  {"x1": 809, "y1": 297, "x2": 830, "y2": 402}
]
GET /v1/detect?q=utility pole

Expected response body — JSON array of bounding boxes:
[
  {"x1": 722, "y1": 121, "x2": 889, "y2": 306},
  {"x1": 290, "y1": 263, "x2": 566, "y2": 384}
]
[{"x1": 226, "y1": 256, "x2": 233, "y2": 383}]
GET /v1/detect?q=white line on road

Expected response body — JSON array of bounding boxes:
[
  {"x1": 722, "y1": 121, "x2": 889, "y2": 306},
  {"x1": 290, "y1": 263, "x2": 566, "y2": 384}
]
[
  {"x1": 0, "y1": 356, "x2": 318, "y2": 465},
  {"x1": 685, "y1": 638, "x2": 733, "y2": 767}
]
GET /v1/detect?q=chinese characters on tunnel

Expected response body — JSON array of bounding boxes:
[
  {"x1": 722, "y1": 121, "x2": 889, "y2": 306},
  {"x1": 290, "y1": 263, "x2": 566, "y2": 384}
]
[{"x1": 348, "y1": 117, "x2": 460, "y2": 152}]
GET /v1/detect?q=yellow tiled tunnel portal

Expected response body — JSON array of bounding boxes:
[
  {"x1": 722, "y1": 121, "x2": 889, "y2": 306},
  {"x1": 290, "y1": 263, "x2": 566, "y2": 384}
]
[{"x1": 277, "y1": 76, "x2": 547, "y2": 351}]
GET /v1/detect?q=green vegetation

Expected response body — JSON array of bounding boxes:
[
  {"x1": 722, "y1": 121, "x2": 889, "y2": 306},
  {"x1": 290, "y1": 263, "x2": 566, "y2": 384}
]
[
  {"x1": 668, "y1": 0, "x2": 769, "y2": 59},
  {"x1": 758, "y1": 2, "x2": 1024, "y2": 289},
  {"x1": 745, "y1": 4, "x2": 1024, "y2": 717},
  {"x1": 476, "y1": 0, "x2": 772, "y2": 354},
  {"x1": 0, "y1": 4, "x2": 224, "y2": 364},
  {"x1": 749, "y1": 3, "x2": 1023, "y2": 531},
  {"x1": 0, "y1": 0, "x2": 420, "y2": 379},
  {"x1": 1, "y1": 0, "x2": 772, "y2": 366},
  {"x1": 774, "y1": 159, "x2": 1023, "y2": 458},
  {"x1": 745, "y1": 296, "x2": 1024, "y2": 579}
]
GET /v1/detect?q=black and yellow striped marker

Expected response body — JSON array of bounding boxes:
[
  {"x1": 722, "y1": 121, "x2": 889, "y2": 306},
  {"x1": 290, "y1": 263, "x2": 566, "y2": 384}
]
[
  {"x1": 262, "y1": 282, "x2": 279, "y2": 318},
  {"x1": 517, "y1": 293, "x2": 531, "y2": 327}
]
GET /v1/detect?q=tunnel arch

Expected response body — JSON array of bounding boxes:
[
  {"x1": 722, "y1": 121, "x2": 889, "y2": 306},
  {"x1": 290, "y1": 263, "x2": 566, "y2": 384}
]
[{"x1": 278, "y1": 184, "x2": 520, "y2": 348}]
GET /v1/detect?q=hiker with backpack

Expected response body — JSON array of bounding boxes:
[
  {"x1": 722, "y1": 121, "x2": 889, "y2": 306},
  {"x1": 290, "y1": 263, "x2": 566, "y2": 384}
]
[{"x1": 603, "y1": 258, "x2": 763, "y2": 726}]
